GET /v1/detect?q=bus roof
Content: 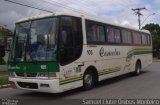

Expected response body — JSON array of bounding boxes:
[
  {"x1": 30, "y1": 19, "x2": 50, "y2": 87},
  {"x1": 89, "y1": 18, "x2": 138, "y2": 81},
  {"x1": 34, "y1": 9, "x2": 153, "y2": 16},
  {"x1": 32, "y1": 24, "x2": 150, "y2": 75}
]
[{"x1": 17, "y1": 12, "x2": 150, "y2": 34}]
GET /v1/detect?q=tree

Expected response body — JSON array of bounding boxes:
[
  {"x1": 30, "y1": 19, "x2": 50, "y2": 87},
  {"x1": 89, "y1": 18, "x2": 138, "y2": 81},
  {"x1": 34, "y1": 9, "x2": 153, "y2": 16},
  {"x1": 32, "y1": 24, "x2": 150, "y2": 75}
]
[
  {"x1": 0, "y1": 27, "x2": 13, "y2": 64},
  {"x1": 142, "y1": 23, "x2": 160, "y2": 58},
  {"x1": 0, "y1": 45, "x2": 5, "y2": 64}
]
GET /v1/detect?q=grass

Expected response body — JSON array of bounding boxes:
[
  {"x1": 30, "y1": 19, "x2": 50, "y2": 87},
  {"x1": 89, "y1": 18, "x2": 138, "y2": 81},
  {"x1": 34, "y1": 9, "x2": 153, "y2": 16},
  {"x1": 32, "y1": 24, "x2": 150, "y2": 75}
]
[
  {"x1": 0, "y1": 76, "x2": 9, "y2": 86},
  {"x1": 0, "y1": 65, "x2": 7, "y2": 71},
  {"x1": 0, "y1": 64, "x2": 9, "y2": 86}
]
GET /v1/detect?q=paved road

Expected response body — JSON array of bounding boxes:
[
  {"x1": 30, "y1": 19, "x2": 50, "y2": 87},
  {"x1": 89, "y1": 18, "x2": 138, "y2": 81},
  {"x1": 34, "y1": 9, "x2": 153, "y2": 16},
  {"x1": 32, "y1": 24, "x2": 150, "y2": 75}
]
[{"x1": 0, "y1": 61, "x2": 160, "y2": 105}]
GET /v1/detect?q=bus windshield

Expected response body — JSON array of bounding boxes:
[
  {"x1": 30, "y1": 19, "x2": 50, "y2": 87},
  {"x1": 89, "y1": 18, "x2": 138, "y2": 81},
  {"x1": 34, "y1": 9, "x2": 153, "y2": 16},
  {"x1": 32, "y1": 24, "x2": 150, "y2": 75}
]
[{"x1": 10, "y1": 17, "x2": 59, "y2": 62}]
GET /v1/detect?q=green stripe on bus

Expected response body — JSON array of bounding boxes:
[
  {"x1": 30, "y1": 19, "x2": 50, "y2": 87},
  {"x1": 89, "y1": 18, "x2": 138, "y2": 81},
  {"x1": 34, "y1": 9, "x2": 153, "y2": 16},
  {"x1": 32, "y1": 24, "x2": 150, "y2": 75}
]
[
  {"x1": 127, "y1": 48, "x2": 152, "y2": 54},
  {"x1": 127, "y1": 50, "x2": 152, "y2": 58},
  {"x1": 60, "y1": 77, "x2": 82, "y2": 83},
  {"x1": 60, "y1": 67, "x2": 121, "y2": 85},
  {"x1": 60, "y1": 77, "x2": 82, "y2": 85},
  {"x1": 128, "y1": 48, "x2": 152, "y2": 52},
  {"x1": 128, "y1": 49, "x2": 152, "y2": 54},
  {"x1": 98, "y1": 69, "x2": 120, "y2": 76}
]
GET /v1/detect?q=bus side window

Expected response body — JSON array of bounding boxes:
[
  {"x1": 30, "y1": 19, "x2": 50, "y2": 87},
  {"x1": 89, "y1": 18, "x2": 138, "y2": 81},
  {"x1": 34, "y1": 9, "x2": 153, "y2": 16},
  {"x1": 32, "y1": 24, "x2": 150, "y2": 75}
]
[
  {"x1": 114, "y1": 28, "x2": 121, "y2": 43},
  {"x1": 60, "y1": 17, "x2": 73, "y2": 48},
  {"x1": 107, "y1": 26, "x2": 115, "y2": 43},
  {"x1": 86, "y1": 21, "x2": 105, "y2": 43},
  {"x1": 59, "y1": 17, "x2": 73, "y2": 65},
  {"x1": 74, "y1": 18, "x2": 83, "y2": 58},
  {"x1": 142, "y1": 34, "x2": 147, "y2": 45},
  {"x1": 60, "y1": 17, "x2": 83, "y2": 66},
  {"x1": 122, "y1": 30, "x2": 132, "y2": 44},
  {"x1": 86, "y1": 22, "x2": 97, "y2": 43},
  {"x1": 97, "y1": 25, "x2": 105, "y2": 42},
  {"x1": 133, "y1": 32, "x2": 142, "y2": 45}
]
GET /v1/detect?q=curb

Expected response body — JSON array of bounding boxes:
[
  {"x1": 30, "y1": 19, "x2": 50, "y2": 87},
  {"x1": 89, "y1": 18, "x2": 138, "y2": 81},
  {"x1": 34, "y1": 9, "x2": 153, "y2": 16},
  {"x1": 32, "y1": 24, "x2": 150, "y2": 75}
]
[{"x1": 0, "y1": 84, "x2": 11, "y2": 89}]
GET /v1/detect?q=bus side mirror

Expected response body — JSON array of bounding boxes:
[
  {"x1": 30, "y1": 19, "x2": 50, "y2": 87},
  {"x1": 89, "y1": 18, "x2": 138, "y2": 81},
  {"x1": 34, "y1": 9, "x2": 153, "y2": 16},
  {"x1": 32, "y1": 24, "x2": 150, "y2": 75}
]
[{"x1": 0, "y1": 45, "x2": 5, "y2": 57}]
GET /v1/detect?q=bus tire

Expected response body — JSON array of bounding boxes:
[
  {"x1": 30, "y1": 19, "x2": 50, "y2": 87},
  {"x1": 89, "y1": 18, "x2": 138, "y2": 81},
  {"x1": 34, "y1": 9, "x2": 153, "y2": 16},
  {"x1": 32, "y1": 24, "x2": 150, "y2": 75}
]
[
  {"x1": 134, "y1": 61, "x2": 141, "y2": 75},
  {"x1": 83, "y1": 71, "x2": 95, "y2": 90}
]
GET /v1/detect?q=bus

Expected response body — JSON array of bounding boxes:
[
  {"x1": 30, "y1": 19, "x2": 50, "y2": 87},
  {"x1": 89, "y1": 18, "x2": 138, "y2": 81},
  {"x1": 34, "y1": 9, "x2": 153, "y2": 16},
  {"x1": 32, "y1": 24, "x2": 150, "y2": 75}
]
[{"x1": 8, "y1": 12, "x2": 152, "y2": 93}]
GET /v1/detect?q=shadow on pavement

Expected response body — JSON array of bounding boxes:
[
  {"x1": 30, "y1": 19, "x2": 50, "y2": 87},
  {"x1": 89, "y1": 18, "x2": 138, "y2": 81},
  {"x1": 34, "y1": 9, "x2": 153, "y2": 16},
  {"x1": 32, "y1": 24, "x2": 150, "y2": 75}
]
[{"x1": 97, "y1": 70, "x2": 149, "y2": 88}]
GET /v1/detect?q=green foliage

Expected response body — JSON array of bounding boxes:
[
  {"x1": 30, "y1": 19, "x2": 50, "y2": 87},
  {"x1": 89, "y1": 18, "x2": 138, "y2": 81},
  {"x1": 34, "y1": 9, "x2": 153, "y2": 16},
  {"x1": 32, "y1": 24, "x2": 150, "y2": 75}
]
[
  {"x1": 0, "y1": 28, "x2": 13, "y2": 38},
  {"x1": 0, "y1": 76, "x2": 9, "y2": 85},
  {"x1": 142, "y1": 23, "x2": 160, "y2": 51}
]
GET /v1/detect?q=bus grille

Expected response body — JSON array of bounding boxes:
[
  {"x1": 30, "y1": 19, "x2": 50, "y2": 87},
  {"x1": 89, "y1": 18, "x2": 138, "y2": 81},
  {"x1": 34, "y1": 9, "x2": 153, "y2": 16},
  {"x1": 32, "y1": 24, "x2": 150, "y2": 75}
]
[
  {"x1": 16, "y1": 73, "x2": 37, "y2": 77},
  {"x1": 17, "y1": 82, "x2": 38, "y2": 89}
]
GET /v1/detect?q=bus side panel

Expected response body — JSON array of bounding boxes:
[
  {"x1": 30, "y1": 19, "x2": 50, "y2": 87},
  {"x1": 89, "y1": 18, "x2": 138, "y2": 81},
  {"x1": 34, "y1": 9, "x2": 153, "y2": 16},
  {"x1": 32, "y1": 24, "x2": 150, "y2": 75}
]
[
  {"x1": 128, "y1": 46, "x2": 152, "y2": 72},
  {"x1": 59, "y1": 62, "x2": 83, "y2": 92},
  {"x1": 80, "y1": 45, "x2": 124, "y2": 82}
]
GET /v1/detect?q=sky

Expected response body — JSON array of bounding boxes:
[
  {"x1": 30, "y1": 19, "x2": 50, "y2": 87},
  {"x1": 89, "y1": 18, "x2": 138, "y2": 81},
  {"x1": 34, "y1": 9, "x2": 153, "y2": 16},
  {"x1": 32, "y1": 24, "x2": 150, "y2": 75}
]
[{"x1": 0, "y1": 0, "x2": 160, "y2": 30}]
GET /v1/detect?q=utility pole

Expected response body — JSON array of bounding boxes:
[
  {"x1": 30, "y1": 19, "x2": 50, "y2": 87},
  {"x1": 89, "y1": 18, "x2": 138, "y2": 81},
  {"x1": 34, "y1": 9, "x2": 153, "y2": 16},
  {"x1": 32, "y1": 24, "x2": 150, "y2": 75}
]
[{"x1": 132, "y1": 7, "x2": 146, "y2": 29}]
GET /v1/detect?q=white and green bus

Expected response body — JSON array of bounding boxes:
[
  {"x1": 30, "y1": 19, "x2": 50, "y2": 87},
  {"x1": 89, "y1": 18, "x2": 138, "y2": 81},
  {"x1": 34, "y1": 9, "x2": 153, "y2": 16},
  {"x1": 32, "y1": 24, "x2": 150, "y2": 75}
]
[{"x1": 8, "y1": 12, "x2": 152, "y2": 93}]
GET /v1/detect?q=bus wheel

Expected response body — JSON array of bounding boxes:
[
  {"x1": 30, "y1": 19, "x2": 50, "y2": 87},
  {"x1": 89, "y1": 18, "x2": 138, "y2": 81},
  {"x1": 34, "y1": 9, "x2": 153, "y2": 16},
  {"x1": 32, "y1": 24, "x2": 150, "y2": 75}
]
[
  {"x1": 83, "y1": 72, "x2": 94, "y2": 90},
  {"x1": 134, "y1": 61, "x2": 141, "y2": 75}
]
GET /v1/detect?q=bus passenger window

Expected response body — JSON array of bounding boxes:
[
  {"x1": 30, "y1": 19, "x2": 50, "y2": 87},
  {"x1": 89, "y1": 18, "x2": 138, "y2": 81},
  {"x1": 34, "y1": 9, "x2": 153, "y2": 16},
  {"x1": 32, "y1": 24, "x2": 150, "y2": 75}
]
[
  {"x1": 107, "y1": 27, "x2": 115, "y2": 43},
  {"x1": 122, "y1": 30, "x2": 132, "y2": 44},
  {"x1": 97, "y1": 26, "x2": 105, "y2": 42},
  {"x1": 86, "y1": 22, "x2": 97, "y2": 42},
  {"x1": 114, "y1": 29, "x2": 121, "y2": 43},
  {"x1": 142, "y1": 34, "x2": 147, "y2": 45},
  {"x1": 133, "y1": 32, "x2": 142, "y2": 45},
  {"x1": 86, "y1": 21, "x2": 106, "y2": 43}
]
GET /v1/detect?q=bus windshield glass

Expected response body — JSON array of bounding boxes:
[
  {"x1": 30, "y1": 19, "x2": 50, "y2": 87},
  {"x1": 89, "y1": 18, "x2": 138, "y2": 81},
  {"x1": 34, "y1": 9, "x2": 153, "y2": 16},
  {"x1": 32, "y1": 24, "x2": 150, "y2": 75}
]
[{"x1": 10, "y1": 17, "x2": 58, "y2": 62}]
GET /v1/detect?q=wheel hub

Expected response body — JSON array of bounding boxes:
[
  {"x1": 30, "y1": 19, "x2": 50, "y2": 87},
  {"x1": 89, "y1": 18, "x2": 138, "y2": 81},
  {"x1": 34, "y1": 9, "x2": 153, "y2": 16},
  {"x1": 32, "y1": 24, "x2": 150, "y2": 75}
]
[{"x1": 84, "y1": 74, "x2": 93, "y2": 86}]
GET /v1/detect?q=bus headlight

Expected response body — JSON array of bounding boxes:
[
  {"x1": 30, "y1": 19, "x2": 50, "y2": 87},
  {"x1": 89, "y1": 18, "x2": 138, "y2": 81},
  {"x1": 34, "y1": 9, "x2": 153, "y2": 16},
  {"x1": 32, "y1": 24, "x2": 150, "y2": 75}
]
[
  {"x1": 37, "y1": 73, "x2": 49, "y2": 77},
  {"x1": 37, "y1": 72, "x2": 56, "y2": 78}
]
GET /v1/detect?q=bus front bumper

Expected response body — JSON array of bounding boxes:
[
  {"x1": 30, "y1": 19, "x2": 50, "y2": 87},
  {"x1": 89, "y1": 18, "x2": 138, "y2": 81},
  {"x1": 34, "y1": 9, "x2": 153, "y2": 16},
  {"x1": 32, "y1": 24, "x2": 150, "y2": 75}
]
[{"x1": 9, "y1": 78, "x2": 62, "y2": 93}]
